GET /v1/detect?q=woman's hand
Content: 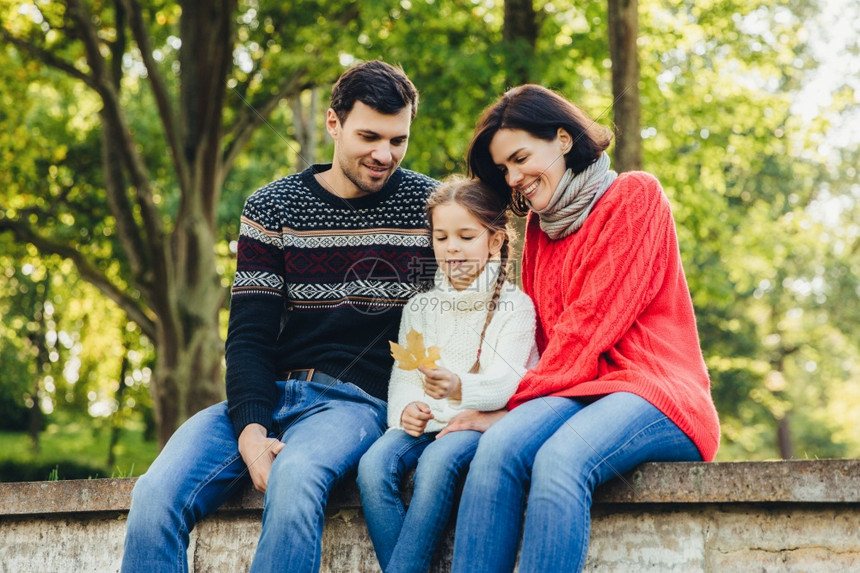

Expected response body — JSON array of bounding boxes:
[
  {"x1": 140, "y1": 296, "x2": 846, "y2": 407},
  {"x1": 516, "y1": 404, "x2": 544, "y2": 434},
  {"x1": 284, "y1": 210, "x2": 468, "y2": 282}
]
[
  {"x1": 419, "y1": 366, "x2": 462, "y2": 401},
  {"x1": 401, "y1": 401, "x2": 434, "y2": 437},
  {"x1": 436, "y1": 409, "x2": 506, "y2": 439}
]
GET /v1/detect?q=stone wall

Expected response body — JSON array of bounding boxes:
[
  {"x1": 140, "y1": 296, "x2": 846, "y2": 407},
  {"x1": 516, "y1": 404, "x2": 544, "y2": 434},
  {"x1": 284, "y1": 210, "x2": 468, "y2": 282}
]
[{"x1": 1, "y1": 460, "x2": 858, "y2": 572}]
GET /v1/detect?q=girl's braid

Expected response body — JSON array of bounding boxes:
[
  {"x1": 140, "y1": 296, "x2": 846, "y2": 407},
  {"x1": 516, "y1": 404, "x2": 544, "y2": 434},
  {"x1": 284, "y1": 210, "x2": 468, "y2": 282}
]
[{"x1": 468, "y1": 235, "x2": 510, "y2": 374}]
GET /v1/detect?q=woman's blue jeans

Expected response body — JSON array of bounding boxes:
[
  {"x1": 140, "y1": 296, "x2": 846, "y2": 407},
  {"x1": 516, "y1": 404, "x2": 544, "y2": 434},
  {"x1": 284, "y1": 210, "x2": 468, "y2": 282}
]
[
  {"x1": 121, "y1": 379, "x2": 387, "y2": 573},
  {"x1": 450, "y1": 393, "x2": 702, "y2": 573},
  {"x1": 357, "y1": 428, "x2": 481, "y2": 573}
]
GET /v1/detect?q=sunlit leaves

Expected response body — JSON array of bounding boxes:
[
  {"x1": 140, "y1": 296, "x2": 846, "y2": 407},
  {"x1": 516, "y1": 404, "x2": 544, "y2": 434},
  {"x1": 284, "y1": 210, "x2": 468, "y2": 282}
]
[
  {"x1": 1, "y1": 0, "x2": 857, "y2": 458},
  {"x1": 628, "y1": 0, "x2": 860, "y2": 459}
]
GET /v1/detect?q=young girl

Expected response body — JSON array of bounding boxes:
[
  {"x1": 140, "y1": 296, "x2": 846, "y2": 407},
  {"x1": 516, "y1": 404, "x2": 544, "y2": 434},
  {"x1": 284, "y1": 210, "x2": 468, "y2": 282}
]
[{"x1": 357, "y1": 177, "x2": 539, "y2": 573}]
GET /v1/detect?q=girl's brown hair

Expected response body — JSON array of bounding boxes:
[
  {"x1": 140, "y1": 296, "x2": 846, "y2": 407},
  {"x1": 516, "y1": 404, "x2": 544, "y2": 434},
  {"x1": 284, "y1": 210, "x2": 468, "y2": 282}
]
[{"x1": 426, "y1": 176, "x2": 515, "y2": 373}]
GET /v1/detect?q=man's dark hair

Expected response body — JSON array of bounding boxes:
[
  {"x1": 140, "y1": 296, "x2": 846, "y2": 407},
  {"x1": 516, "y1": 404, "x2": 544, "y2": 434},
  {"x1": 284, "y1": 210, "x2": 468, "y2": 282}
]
[{"x1": 330, "y1": 60, "x2": 419, "y2": 124}]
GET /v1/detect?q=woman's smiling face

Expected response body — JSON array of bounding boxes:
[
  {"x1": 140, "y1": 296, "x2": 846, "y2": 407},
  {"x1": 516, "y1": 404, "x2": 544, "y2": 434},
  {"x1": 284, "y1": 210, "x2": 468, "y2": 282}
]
[{"x1": 488, "y1": 128, "x2": 571, "y2": 212}]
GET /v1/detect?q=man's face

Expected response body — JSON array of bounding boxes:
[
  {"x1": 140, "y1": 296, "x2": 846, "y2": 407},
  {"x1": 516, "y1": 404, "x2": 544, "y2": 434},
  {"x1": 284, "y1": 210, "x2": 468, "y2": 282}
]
[{"x1": 324, "y1": 101, "x2": 411, "y2": 199}]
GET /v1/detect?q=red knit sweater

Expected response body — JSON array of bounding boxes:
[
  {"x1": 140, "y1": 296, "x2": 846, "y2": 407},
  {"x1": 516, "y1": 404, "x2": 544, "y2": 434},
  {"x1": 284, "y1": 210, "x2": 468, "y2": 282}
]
[{"x1": 510, "y1": 171, "x2": 721, "y2": 461}]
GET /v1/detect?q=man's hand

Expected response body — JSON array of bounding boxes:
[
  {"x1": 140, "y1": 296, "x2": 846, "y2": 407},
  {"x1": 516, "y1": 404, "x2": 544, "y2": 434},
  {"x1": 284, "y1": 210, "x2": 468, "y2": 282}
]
[
  {"x1": 419, "y1": 366, "x2": 461, "y2": 401},
  {"x1": 401, "y1": 401, "x2": 434, "y2": 437},
  {"x1": 436, "y1": 409, "x2": 506, "y2": 439},
  {"x1": 237, "y1": 423, "x2": 285, "y2": 493}
]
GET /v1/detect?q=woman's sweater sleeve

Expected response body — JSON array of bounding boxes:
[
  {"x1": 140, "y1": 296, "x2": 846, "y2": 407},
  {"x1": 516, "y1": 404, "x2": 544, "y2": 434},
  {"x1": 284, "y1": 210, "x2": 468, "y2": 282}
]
[
  {"x1": 457, "y1": 290, "x2": 538, "y2": 411},
  {"x1": 386, "y1": 304, "x2": 427, "y2": 430},
  {"x1": 514, "y1": 178, "x2": 673, "y2": 405}
]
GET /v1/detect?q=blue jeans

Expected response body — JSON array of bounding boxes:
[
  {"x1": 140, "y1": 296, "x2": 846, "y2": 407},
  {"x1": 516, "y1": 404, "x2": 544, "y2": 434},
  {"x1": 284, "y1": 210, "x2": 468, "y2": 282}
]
[
  {"x1": 357, "y1": 428, "x2": 481, "y2": 573},
  {"x1": 122, "y1": 379, "x2": 387, "y2": 573},
  {"x1": 450, "y1": 393, "x2": 702, "y2": 573}
]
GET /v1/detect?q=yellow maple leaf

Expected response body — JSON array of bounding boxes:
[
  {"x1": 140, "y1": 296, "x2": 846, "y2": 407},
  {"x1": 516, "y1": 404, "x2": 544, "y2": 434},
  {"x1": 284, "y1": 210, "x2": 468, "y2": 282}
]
[{"x1": 389, "y1": 328, "x2": 441, "y2": 370}]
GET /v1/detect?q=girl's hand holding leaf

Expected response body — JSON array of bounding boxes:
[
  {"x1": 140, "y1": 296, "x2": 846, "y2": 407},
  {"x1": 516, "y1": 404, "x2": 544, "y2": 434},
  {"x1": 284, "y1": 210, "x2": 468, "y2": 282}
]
[{"x1": 419, "y1": 366, "x2": 462, "y2": 401}]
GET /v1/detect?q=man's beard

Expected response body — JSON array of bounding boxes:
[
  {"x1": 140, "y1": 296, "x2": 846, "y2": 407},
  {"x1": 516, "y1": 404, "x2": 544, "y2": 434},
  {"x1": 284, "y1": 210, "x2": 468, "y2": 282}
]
[{"x1": 339, "y1": 158, "x2": 393, "y2": 196}]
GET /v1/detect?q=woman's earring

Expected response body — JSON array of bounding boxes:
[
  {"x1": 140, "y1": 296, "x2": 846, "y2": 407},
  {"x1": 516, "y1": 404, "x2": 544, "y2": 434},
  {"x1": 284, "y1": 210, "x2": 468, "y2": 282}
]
[{"x1": 512, "y1": 192, "x2": 530, "y2": 216}]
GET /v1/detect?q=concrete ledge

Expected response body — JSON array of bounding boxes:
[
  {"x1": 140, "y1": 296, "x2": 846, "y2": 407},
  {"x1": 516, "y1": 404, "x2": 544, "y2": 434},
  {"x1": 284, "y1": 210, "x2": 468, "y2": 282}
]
[
  {"x1": 1, "y1": 460, "x2": 859, "y2": 572},
  {"x1": 3, "y1": 459, "x2": 858, "y2": 516}
]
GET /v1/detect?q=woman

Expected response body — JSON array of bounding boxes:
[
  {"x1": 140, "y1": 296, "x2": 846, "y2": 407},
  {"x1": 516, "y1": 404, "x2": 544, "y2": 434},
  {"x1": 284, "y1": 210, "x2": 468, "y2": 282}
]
[{"x1": 440, "y1": 85, "x2": 721, "y2": 572}]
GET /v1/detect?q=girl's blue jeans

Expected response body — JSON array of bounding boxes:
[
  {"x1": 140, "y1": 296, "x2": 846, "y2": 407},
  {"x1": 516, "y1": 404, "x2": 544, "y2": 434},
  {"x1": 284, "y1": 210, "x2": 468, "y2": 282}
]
[
  {"x1": 121, "y1": 379, "x2": 387, "y2": 573},
  {"x1": 357, "y1": 428, "x2": 481, "y2": 573},
  {"x1": 450, "y1": 392, "x2": 702, "y2": 573}
]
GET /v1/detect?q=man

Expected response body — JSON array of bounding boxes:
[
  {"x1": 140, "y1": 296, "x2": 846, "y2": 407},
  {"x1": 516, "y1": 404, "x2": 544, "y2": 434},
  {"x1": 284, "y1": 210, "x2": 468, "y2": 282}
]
[{"x1": 122, "y1": 60, "x2": 437, "y2": 572}]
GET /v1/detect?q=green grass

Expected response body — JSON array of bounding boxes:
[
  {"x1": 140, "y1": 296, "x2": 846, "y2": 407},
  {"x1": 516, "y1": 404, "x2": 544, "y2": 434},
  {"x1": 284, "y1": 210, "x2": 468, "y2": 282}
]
[{"x1": 0, "y1": 413, "x2": 158, "y2": 481}]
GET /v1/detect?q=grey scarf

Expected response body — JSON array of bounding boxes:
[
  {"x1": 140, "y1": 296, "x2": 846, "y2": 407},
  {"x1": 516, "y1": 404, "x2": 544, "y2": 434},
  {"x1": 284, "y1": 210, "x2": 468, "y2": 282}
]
[{"x1": 534, "y1": 152, "x2": 618, "y2": 240}]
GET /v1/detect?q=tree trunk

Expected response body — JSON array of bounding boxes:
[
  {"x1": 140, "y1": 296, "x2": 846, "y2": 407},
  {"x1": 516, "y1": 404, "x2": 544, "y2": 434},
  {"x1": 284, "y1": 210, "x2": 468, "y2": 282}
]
[
  {"x1": 86, "y1": 0, "x2": 232, "y2": 446},
  {"x1": 107, "y1": 344, "x2": 129, "y2": 468},
  {"x1": 607, "y1": 0, "x2": 642, "y2": 171},
  {"x1": 27, "y1": 276, "x2": 52, "y2": 453},
  {"x1": 503, "y1": 0, "x2": 538, "y2": 87},
  {"x1": 5, "y1": 0, "x2": 318, "y2": 447},
  {"x1": 777, "y1": 414, "x2": 795, "y2": 459},
  {"x1": 142, "y1": 0, "x2": 236, "y2": 445},
  {"x1": 291, "y1": 88, "x2": 320, "y2": 172},
  {"x1": 150, "y1": 206, "x2": 226, "y2": 445},
  {"x1": 27, "y1": 324, "x2": 45, "y2": 453},
  {"x1": 152, "y1": 313, "x2": 224, "y2": 447}
]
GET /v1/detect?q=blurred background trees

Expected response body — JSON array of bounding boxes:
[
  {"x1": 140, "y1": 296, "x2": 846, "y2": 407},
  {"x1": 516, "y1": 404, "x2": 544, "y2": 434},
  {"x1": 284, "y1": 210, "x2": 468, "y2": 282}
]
[{"x1": 0, "y1": 0, "x2": 857, "y2": 479}]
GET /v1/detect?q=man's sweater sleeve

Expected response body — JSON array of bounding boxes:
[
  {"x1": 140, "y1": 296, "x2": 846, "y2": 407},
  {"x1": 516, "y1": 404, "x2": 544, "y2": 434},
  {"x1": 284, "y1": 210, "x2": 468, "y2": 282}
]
[
  {"x1": 225, "y1": 197, "x2": 286, "y2": 437},
  {"x1": 225, "y1": 296, "x2": 283, "y2": 437}
]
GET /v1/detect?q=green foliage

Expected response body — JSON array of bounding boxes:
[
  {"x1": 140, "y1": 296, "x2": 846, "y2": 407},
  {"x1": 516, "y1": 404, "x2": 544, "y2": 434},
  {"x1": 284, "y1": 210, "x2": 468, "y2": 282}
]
[
  {"x1": 0, "y1": 232, "x2": 156, "y2": 451},
  {"x1": 0, "y1": 459, "x2": 106, "y2": 482},
  {"x1": 631, "y1": 0, "x2": 860, "y2": 459},
  {"x1": 1, "y1": 0, "x2": 858, "y2": 467},
  {"x1": 0, "y1": 410, "x2": 158, "y2": 482}
]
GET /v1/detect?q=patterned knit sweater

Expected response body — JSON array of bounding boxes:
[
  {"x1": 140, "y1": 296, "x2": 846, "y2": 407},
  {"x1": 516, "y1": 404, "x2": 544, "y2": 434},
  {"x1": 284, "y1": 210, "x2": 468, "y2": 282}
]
[
  {"x1": 388, "y1": 262, "x2": 539, "y2": 433},
  {"x1": 225, "y1": 164, "x2": 438, "y2": 436},
  {"x1": 511, "y1": 171, "x2": 721, "y2": 461}
]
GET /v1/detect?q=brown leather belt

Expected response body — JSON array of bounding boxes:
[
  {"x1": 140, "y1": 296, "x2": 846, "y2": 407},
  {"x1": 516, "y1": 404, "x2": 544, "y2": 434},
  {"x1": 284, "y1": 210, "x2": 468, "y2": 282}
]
[{"x1": 280, "y1": 368, "x2": 342, "y2": 385}]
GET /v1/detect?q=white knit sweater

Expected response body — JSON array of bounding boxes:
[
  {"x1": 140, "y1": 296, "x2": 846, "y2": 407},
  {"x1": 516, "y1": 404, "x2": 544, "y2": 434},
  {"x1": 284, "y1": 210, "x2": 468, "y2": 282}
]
[{"x1": 387, "y1": 261, "x2": 539, "y2": 433}]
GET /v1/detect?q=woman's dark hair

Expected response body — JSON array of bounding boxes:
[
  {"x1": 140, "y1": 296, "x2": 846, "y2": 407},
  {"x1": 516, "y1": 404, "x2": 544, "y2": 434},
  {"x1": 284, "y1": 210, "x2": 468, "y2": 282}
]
[
  {"x1": 467, "y1": 84, "x2": 613, "y2": 215},
  {"x1": 330, "y1": 60, "x2": 419, "y2": 124},
  {"x1": 426, "y1": 176, "x2": 514, "y2": 374}
]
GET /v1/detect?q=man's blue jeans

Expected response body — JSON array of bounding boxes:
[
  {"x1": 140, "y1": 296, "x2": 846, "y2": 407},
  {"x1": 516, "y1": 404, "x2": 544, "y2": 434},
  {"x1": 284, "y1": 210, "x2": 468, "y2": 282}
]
[
  {"x1": 121, "y1": 379, "x2": 387, "y2": 573},
  {"x1": 357, "y1": 428, "x2": 481, "y2": 573},
  {"x1": 450, "y1": 393, "x2": 702, "y2": 573}
]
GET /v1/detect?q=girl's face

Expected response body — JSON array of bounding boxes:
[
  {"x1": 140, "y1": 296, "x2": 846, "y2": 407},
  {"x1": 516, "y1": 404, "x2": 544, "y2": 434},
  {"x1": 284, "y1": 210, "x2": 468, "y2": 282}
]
[
  {"x1": 488, "y1": 128, "x2": 570, "y2": 212},
  {"x1": 431, "y1": 202, "x2": 505, "y2": 291}
]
